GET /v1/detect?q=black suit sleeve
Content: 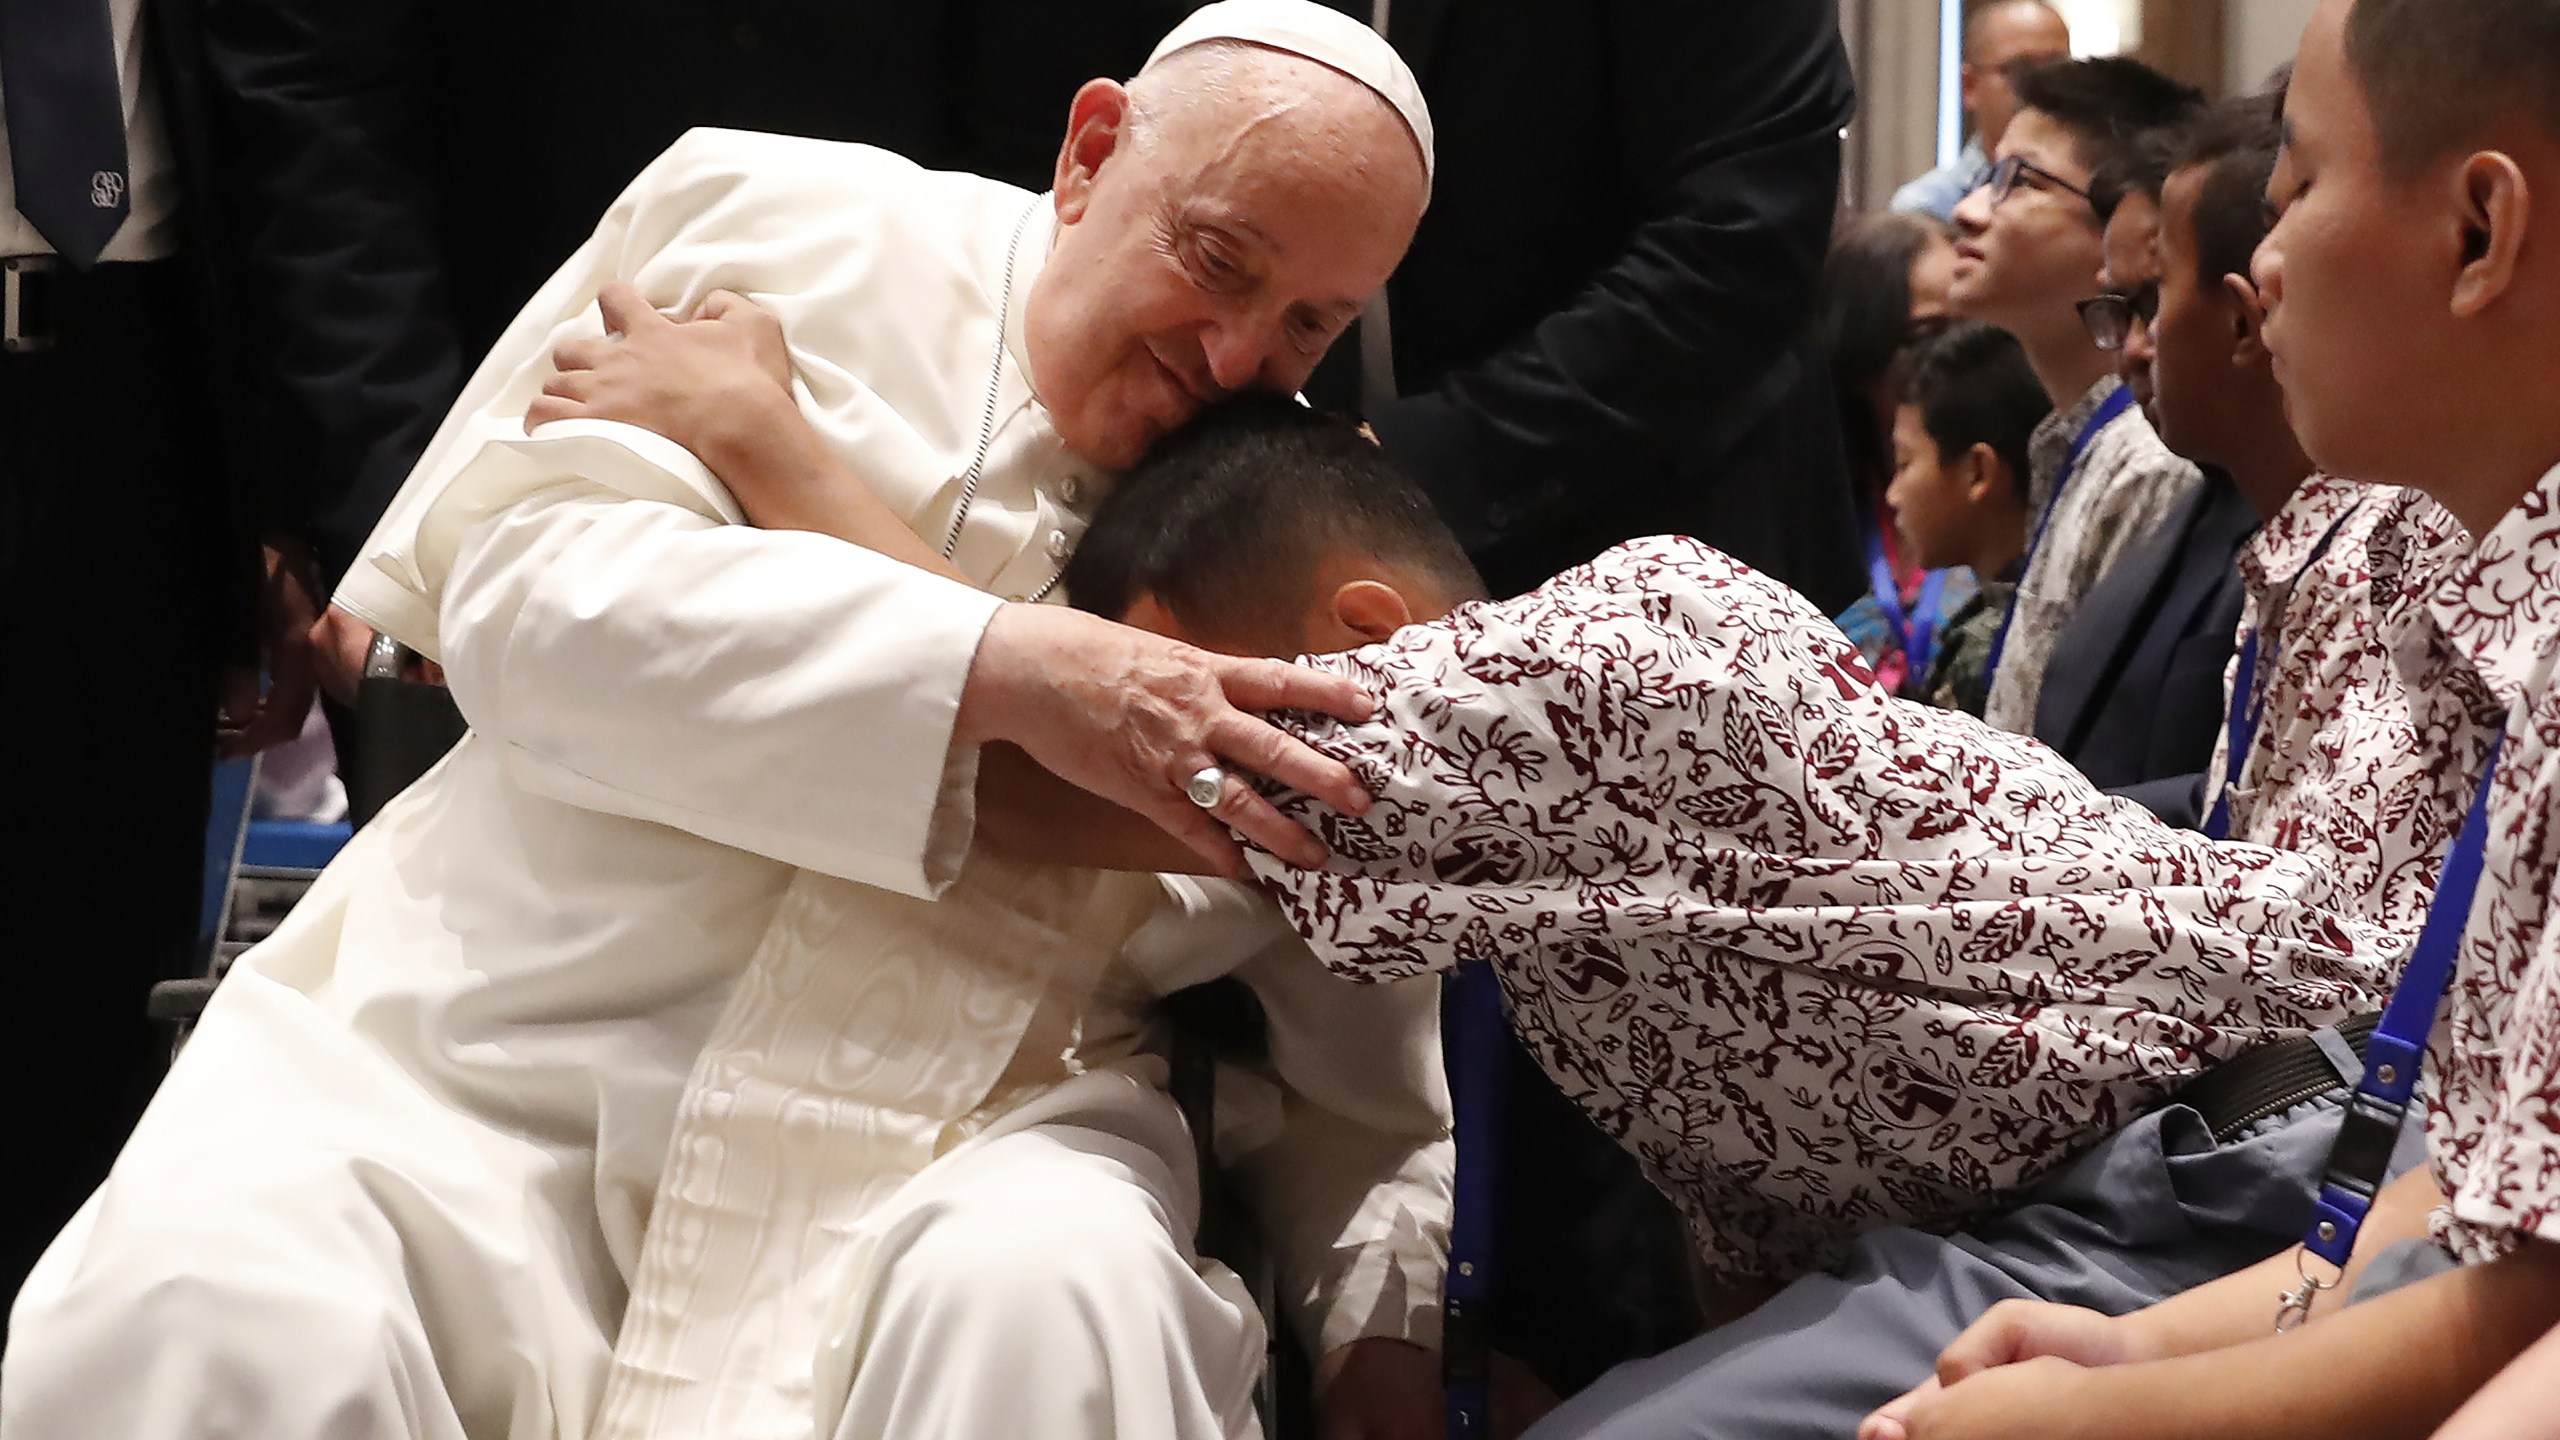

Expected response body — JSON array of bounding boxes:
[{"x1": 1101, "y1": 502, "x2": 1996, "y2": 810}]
[
  {"x1": 1368, "y1": 0, "x2": 1856, "y2": 551},
  {"x1": 198, "y1": 0, "x2": 463, "y2": 585}
]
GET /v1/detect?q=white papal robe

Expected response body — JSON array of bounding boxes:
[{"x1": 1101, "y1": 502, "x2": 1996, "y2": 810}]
[{"x1": 0, "y1": 130, "x2": 1449, "y2": 1440}]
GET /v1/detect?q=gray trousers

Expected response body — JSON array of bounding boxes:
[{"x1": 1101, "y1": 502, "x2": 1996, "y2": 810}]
[{"x1": 1527, "y1": 1028, "x2": 2428, "y2": 1440}]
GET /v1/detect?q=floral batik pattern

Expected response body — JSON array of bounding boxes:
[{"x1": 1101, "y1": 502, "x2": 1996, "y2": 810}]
[
  {"x1": 2417, "y1": 467, "x2": 2560, "y2": 1264},
  {"x1": 1249, "y1": 537, "x2": 2397, "y2": 1283},
  {"x1": 2215, "y1": 481, "x2": 2494, "y2": 932}
]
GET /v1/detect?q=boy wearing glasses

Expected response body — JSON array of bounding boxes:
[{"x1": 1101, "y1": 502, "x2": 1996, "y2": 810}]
[
  {"x1": 2028, "y1": 106, "x2": 2274, "y2": 818},
  {"x1": 1855, "y1": 0, "x2": 2560, "y2": 1432},
  {"x1": 1946, "y1": 58, "x2": 2204, "y2": 738},
  {"x1": 1515, "y1": 70, "x2": 2498, "y2": 1440}
]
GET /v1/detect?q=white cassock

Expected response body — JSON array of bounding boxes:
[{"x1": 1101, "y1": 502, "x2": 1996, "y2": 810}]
[{"x1": 0, "y1": 129, "x2": 1448, "y2": 1440}]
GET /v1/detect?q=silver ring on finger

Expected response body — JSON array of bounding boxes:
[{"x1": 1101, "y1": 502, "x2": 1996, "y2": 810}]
[{"x1": 1186, "y1": 765, "x2": 1228, "y2": 809}]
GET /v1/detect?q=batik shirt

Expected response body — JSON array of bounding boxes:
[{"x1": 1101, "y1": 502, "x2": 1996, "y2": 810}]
[
  {"x1": 1249, "y1": 537, "x2": 2394, "y2": 1283},
  {"x1": 2209, "y1": 477, "x2": 2489, "y2": 941},
  {"x1": 1922, "y1": 571, "x2": 2020, "y2": 717},
  {"x1": 1983, "y1": 377, "x2": 2202, "y2": 734},
  {"x1": 2420, "y1": 464, "x2": 2560, "y2": 1264}
]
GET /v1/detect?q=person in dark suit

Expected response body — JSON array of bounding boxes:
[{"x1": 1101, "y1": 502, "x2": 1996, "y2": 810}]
[
  {"x1": 0, "y1": 0, "x2": 295, "y2": 1336},
  {"x1": 2033, "y1": 95, "x2": 2301, "y2": 826},
  {"x1": 2033, "y1": 468, "x2": 2255, "y2": 820},
  {"x1": 1304, "y1": 0, "x2": 1868, "y2": 1412},
  {"x1": 1311, "y1": 0, "x2": 1862, "y2": 611}
]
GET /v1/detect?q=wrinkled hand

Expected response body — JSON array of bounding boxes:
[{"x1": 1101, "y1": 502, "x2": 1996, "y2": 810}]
[
  {"x1": 528, "y1": 281, "x2": 794, "y2": 464},
  {"x1": 217, "y1": 543, "x2": 322, "y2": 758},
  {"x1": 1317, "y1": 1339, "x2": 1441, "y2": 1440},
  {"x1": 957, "y1": 603, "x2": 1376, "y2": 877},
  {"x1": 1861, "y1": 1302, "x2": 2140, "y2": 1440}
]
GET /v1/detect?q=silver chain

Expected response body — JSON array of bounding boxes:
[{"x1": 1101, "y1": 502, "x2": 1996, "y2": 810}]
[{"x1": 938, "y1": 198, "x2": 1061, "y2": 603}]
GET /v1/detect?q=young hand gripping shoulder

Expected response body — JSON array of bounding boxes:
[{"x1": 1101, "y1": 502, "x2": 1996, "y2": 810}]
[{"x1": 533, "y1": 280, "x2": 1375, "y2": 879}]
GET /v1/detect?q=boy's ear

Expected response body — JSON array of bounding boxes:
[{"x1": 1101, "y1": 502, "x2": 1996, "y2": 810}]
[
  {"x1": 1118, "y1": 590, "x2": 1193, "y2": 644},
  {"x1": 2223, "y1": 271, "x2": 2273, "y2": 368},
  {"x1": 1957, "y1": 441, "x2": 2006, "y2": 506},
  {"x1": 2449, "y1": 149, "x2": 2531, "y2": 320},
  {"x1": 1331, "y1": 579, "x2": 1416, "y2": 643}
]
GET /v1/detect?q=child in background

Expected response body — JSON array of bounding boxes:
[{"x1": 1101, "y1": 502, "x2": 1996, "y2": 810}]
[
  {"x1": 1862, "y1": 0, "x2": 2560, "y2": 1433},
  {"x1": 1882, "y1": 321, "x2": 2047, "y2": 715},
  {"x1": 1822, "y1": 212, "x2": 1977, "y2": 693}
]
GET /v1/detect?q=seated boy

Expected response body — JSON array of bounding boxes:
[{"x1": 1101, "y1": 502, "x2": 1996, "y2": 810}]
[
  {"x1": 1949, "y1": 58, "x2": 2204, "y2": 735},
  {"x1": 1857, "y1": 1, "x2": 2560, "y2": 1434},
  {"x1": 1882, "y1": 321, "x2": 2045, "y2": 716}
]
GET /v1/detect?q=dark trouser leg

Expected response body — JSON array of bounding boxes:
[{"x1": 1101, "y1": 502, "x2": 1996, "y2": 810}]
[{"x1": 0, "y1": 261, "x2": 227, "y2": 1340}]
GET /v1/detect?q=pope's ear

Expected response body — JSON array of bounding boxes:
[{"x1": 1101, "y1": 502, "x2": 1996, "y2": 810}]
[{"x1": 1054, "y1": 79, "x2": 1135, "y2": 224}]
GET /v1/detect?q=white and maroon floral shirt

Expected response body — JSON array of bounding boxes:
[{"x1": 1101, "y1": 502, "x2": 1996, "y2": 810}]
[
  {"x1": 2211, "y1": 477, "x2": 2491, "y2": 940},
  {"x1": 2420, "y1": 465, "x2": 2560, "y2": 1264},
  {"x1": 1249, "y1": 538, "x2": 2394, "y2": 1282}
]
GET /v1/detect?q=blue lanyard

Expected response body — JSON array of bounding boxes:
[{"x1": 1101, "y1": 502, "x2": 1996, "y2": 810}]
[
  {"x1": 2301, "y1": 731, "x2": 2505, "y2": 1267},
  {"x1": 1864, "y1": 531, "x2": 1956, "y2": 684},
  {"x1": 2200, "y1": 509, "x2": 2357, "y2": 842},
  {"x1": 2200, "y1": 633, "x2": 2261, "y2": 842},
  {"x1": 1908, "y1": 570, "x2": 1950, "y2": 682},
  {"x1": 1982, "y1": 385, "x2": 2135, "y2": 683}
]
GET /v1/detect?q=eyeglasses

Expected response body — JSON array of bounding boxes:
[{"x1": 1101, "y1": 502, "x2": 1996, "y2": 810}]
[
  {"x1": 1979, "y1": 153, "x2": 2096, "y2": 211},
  {"x1": 2076, "y1": 280, "x2": 2162, "y2": 352}
]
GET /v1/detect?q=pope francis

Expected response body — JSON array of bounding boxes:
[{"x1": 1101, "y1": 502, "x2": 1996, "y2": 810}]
[{"x1": 0, "y1": 6, "x2": 1451, "y2": 1440}]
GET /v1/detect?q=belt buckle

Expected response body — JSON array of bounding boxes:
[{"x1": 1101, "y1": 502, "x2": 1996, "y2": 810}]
[{"x1": 4, "y1": 254, "x2": 60, "y2": 354}]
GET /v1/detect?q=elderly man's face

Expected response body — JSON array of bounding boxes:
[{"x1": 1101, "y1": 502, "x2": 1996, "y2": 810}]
[{"x1": 1025, "y1": 68, "x2": 1426, "y2": 471}]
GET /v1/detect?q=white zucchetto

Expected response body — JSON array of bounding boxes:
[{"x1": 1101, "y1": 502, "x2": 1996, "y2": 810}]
[{"x1": 1142, "y1": 0, "x2": 1434, "y2": 187}]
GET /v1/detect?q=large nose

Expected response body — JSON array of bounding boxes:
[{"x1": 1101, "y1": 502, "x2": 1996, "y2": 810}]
[
  {"x1": 1200, "y1": 316, "x2": 1278, "y2": 393},
  {"x1": 2125, "y1": 310, "x2": 2156, "y2": 366},
  {"x1": 1952, "y1": 183, "x2": 1994, "y2": 238},
  {"x1": 2251, "y1": 234, "x2": 2285, "y2": 313}
]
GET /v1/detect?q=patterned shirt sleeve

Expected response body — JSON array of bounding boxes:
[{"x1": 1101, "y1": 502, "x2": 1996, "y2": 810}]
[{"x1": 1241, "y1": 537, "x2": 2395, "y2": 1282}]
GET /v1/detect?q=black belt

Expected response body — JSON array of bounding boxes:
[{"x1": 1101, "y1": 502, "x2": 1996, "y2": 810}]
[
  {"x1": 2172, "y1": 1012, "x2": 2382, "y2": 1143},
  {"x1": 2, "y1": 252, "x2": 179, "y2": 355}
]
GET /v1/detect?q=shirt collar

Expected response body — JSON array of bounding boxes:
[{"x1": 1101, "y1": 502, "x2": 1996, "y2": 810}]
[
  {"x1": 2237, "y1": 473, "x2": 2364, "y2": 598},
  {"x1": 2424, "y1": 461, "x2": 2560, "y2": 712},
  {"x1": 2026, "y1": 374, "x2": 2124, "y2": 507}
]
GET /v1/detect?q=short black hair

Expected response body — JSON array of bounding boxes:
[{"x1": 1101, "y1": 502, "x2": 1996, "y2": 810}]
[
  {"x1": 2164, "y1": 91, "x2": 2283, "y2": 289},
  {"x1": 2346, "y1": 0, "x2": 2560, "y2": 177},
  {"x1": 1819, "y1": 210, "x2": 1953, "y2": 502},
  {"x1": 2088, "y1": 125, "x2": 2179, "y2": 224},
  {"x1": 2007, "y1": 56, "x2": 2206, "y2": 185},
  {"x1": 1061, "y1": 394, "x2": 1487, "y2": 643},
  {"x1": 1902, "y1": 321, "x2": 2050, "y2": 505}
]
